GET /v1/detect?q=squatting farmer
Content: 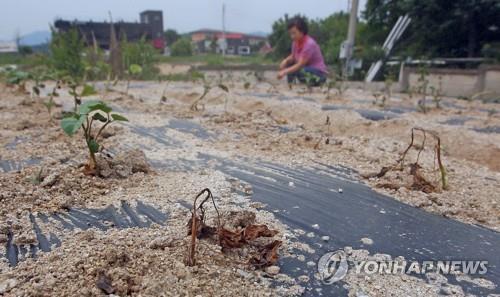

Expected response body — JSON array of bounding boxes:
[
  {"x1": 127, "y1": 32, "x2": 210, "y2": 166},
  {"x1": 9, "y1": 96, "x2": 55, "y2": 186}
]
[{"x1": 277, "y1": 16, "x2": 328, "y2": 86}]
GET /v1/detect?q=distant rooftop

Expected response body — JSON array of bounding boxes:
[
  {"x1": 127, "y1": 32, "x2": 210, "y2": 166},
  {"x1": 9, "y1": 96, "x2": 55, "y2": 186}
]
[{"x1": 189, "y1": 29, "x2": 267, "y2": 39}]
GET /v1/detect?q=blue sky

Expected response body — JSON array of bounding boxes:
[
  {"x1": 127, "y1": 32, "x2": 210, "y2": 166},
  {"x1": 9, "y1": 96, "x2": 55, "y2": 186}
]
[{"x1": 0, "y1": 0, "x2": 367, "y2": 40}]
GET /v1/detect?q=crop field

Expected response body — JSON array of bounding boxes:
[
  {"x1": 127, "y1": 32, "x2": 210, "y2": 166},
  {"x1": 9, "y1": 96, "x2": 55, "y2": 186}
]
[{"x1": 0, "y1": 67, "x2": 499, "y2": 296}]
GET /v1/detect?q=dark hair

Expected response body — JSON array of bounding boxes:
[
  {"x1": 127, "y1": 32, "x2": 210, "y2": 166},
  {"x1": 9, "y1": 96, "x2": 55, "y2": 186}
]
[{"x1": 287, "y1": 17, "x2": 308, "y2": 35}]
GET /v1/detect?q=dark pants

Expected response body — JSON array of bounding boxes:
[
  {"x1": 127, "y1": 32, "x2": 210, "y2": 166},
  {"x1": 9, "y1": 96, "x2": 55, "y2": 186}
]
[{"x1": 287, "y1": 66, "x2": 327, "y2": 87}]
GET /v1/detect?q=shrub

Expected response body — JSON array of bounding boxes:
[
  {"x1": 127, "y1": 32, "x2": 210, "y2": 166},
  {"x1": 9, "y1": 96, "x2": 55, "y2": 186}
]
[
  {"x1": 50, "y1": 28, "x2": 85, "y2": 79},
  {"x1": 482, "y1": 42, "x2": 500, "y2": 62},
  {"x1": 171, "y1": 38, "x2": 193, "y2": 57},
  {"x1": 122, "y1": 37, "x2": 158, "y2": 80}
]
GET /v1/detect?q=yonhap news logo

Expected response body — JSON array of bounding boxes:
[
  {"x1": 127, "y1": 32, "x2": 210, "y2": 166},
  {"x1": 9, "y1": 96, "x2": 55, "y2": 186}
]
[
  {"x1": 318, "y1": 250, "x2": 488, "y2": 285},
  {"x1": 318, "y1": 250, "x2": 349, "y2": 284}
]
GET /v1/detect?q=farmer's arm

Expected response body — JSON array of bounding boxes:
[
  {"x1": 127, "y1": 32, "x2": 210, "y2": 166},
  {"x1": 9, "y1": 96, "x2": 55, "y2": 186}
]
[
  {"x1": 279, "y1": 54, "x2": 294, "y2": 70},
  {"x1": 278, "y1": 57, "x2": 307, "y2": 79}
]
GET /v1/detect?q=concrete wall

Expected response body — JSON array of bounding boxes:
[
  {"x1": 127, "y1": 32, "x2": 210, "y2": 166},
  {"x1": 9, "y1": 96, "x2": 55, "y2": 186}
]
[
  {"x1": 483, "y1": 66, "x2": 500, "y2": 95},
  {"x1": 400, "y1": 65, "x2": 500, "y2": 98}
]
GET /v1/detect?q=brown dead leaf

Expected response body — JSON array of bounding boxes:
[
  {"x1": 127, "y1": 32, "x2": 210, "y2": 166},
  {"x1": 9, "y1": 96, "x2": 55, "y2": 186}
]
[
  {"x1": 243, "y1": 225, "x2": 278, "y2": 241},
  {"x1": 218, "y1": 225, "x2": 279, "y2": 249},
  {"x1": 218, "y1": 227, "x2": 245, "y2": 248},
  {"x1": 362, "y1": 166, "x2": 392, "y2": 179},
  {"x1": 249, "y1": 240, "x2": 282, "y2": 268},
  {"x1": 409, "y1": 163, "x2": 436, "y2": 193},
  {"x1": 376, "y1": 183, "x2": 401, "y2": 190}
]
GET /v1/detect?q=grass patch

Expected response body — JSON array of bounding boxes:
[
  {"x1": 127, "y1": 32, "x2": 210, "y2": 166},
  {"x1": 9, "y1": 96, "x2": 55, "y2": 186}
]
[
  {"x1": 0, "y1": 53, "x2": 24, "y2": 65},
  {"x1": 157, "y1": 54, "x2": 274, "y2": 66},
  {"x1": 158, "y1": 70, "x2": 205, "y2": 82},
  {"x1": 0, "y1": 53, "x2": 49, "y2": 70}
]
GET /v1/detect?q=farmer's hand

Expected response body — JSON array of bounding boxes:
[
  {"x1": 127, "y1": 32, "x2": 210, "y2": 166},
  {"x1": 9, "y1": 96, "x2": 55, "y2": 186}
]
[
  {"x1": 279, "y1": 55, "x2": 292, "y2": 69},
  {"x1": 279, "y1": 59, "x2": 288, "y2": 70},
  {"x1": 277, "y1": 70, "x2": 287, "y2": 80}
]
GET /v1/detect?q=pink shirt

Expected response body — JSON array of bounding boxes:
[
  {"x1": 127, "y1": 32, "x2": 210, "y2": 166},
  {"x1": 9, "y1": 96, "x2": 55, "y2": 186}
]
[{"x1": 292, "y1": 36, "x2": 328, "y2": 74}]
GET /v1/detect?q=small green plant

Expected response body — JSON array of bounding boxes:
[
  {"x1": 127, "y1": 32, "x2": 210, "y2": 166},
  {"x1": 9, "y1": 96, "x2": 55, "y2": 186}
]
[
  {"x1": 407, "y1": 85, "x2": 418, "y2": 100},
  {"x1": 43, "y1": 80, "x2": 61, "y2": 122},
  {"x1": 6, "y1": 70, "x2": 31, "y2": 93},
  {"x1": 242, "y1": 71, "x2": 253, "y2": 90},
  {"x1": 190, "y1": 79, "x2": 229, "y2": 112},
  {"x1": 416, "y1": 64, "x2": 429, "y2": 113},
  {"x1": 303, "y1": 71, "x2": 318, "y2": 93},
  {"x1": 430, "y1": 76, "x2": 443, "y2": 109},
  {"x1": 383, "y1": 78, "x2": 393, "y2": 103},
  {"x1": 324, "y1": 73, "x2": 347, "y2": 99},
  {"x1": 67, "y1": 81, "x2": 98, "y2": 112},
  {"x1": 61, "y1": 100, "x2": 128, "y2": 172},
  {"x1": 125, "y1": 64, "x2": 143, "y2": 94},
  {"x1": 325, "y1": 80, "x2": 335, "y2": 99},
  {"x1": 160, "y1": 81, "x2": 169, "y2": 103},
  {"x1": 372, "y1": 92, "x2": 384, "y2": 106},
  {"x1": 30, "y1": 67, "x2": 51, "y2": 98},
  {"x1": 224, "y1": 71, "x2": 235, "y2": 87},
  {"x1": 254, "y1": 71, "x2": 279, "y2": 94},
  {"x1": 27, "y1": 167, "x2": 44, "y2": 185}
]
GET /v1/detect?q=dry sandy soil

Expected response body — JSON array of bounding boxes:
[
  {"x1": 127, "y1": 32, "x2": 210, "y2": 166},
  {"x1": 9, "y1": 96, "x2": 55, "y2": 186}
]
[{"x1": 0, "y1": 71, "x2": 499, "y2": 296}]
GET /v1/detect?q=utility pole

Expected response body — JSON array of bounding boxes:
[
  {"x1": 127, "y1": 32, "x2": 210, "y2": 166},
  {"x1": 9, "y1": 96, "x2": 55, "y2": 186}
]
[
  {"x1": 340, "y1": 0, "x2": 359, "y2": 78},
  {"x1": 221, "y1": 3, "x2": 226, "y2": 57}
]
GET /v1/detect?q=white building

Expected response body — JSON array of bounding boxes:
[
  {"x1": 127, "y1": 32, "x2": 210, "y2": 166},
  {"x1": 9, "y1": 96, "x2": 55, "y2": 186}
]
[{"x1": 0, "y1": 41, "x2": 18, "y2": 53}]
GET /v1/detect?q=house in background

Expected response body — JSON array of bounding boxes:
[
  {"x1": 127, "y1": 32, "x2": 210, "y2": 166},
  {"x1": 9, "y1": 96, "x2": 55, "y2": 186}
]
[
  {"x1": 0, "y1": 41, "x2": 18, "y2": 54},
  {"x1": 189, "y1": 29, "x2": 267, "y2": 56},
  {"x1": 54, "y1": 10, "x2": 165, "y2": 51}
]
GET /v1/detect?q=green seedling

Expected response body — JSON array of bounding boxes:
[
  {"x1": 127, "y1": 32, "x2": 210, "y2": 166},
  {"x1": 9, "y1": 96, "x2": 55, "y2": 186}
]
[
  {"x1": 416, "y1": 64, "x2": 429, "y2": 113},
  {"x1": 30, "y1": 68, "x2": 51, "y2": 98},
  {"x1": 27, "y1": 167, "x2": 44, "y2": 185},
  {"x1": 68, "y1": 82, "x2": 98, "y2": 112},
  {"x1": 160, "y1": 81, "x2": 169, "y2": 103},
  {"x1": 190, "y1": 82, "x2": 229, "y2": 112},
  {"x1": 372, "y1": 92, "x2": 383, "y2": 106},
  {"x1": 125, "y1": 64, "x2": 143, "y2": 94},
  {"x1": 61, "y1": 100, "x2": 128, "y2": 172},
  {"x1": 6, "y1": 70, "x2": 31, "y2": 94},
  {"x1": 43, "y1": 80, "x2": 62, "y2": 122},
  {"x1": 324, "y1": 73, "x2": 347, "y2": 99},
  {"x1": 254, "y1": 71, "x2": 279, "y2": 94},
  {"x1": 303, "y1": 71, "x2": 318, "y2": 93},
  {"x1": 243, "y1": 71, "x2": 253, "y2": 90},
  {"x1": 430, "y1": 76, "x2": 443, "y2": 109}
]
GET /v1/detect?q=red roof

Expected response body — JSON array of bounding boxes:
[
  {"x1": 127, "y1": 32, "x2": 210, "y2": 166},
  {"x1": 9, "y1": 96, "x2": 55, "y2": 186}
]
[{"x1": 215, "y1": 33, "x2": 244, "y2": 39}]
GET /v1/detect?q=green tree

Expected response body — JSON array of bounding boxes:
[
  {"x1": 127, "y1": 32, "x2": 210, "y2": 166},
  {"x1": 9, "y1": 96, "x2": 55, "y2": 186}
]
[
  {"x1": 268, "y1": 14, "x2": 295, "y2": 60},
  {"x1": 171, "y1": 38, "x2": 193, "y2": 56},
  {"x1": 164, "y1": 29, "x2": 180, "y2": 46},
  {"x1": 310, "y1": 12, "x2": 350, "y2": 65},
  {"x1": 19, "y1": 46, "x2": 33, "y2": 56},
  {"x1": 50, "y1": 28, "x2": 85, "y2": 79},
  {"x1": 363, "y1": 0, "x2": 500, "y2": 58}
]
